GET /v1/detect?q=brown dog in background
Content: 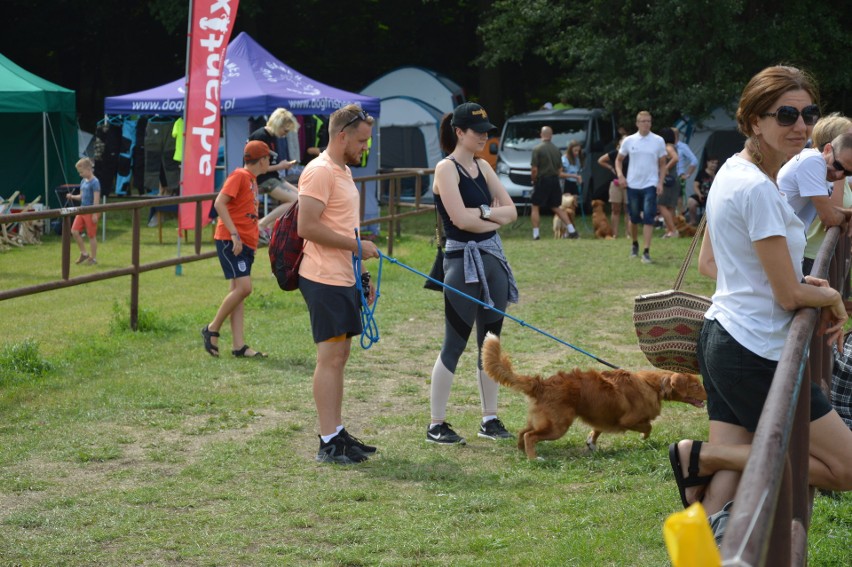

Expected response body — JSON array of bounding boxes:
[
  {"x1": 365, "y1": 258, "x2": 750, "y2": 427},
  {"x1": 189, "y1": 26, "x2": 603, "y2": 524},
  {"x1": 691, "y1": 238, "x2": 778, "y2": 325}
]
[
  {"x1": 482, "y1": 333, "x2": 706, "y2": 459},
  {"x1": 674, "y1": 214, "x2": 696, "y2": 237},
  {"x1": 591, "y1": 199, "x2": 614, "y2": 239},
  {"x1": 552, "y1": 194, "x2": 577, "y2": 238}
]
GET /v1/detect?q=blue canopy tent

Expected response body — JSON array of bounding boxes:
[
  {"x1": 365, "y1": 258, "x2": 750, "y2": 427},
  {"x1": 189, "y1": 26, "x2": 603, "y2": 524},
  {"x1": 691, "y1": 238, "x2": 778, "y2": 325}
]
[{"x1": 104, "y1": 32, "x2": 382, "y2": 225}]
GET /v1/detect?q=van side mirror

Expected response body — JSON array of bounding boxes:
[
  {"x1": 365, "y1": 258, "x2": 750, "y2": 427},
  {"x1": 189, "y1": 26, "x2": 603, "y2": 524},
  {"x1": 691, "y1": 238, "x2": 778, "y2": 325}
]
[{"x1": 489, "y1": 142, "x2": 498, "y2": 155}]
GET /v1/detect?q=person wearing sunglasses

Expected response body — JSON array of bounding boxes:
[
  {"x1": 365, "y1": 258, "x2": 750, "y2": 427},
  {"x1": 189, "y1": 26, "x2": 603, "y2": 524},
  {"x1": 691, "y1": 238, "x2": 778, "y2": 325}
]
[
  {"x1": 668, "y1": 65, "x2": 852, "y2": 546},
  {"x1": 296, "y1": 104, "x2": 380, "y2": 465},
  {"x1": 779, "y1": 104, "x2": 852, "y2": 252},
  {"x1": 798, "y1": 114, "x2": 852, "y2": 275}
]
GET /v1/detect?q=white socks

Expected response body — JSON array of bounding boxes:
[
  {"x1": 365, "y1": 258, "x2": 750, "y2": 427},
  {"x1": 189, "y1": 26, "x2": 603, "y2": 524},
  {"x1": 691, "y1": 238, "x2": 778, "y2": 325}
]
[{"x1": 320, "y1": 425, "x2": 345, "y2": 443}]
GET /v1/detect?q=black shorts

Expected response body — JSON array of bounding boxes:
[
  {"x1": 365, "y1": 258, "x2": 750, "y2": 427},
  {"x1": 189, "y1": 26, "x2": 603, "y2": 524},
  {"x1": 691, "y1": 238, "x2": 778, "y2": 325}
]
[
  {"x1": 698, "y1": 318, "x2": 832, "y2": 432},
  {"x1": 531, "y1": 176, "x2": 562, "y2": 209},
  {"x1": 215, "y1": 239, "x2": 255, "y2": 279},
  {"x1": 299, "y1": 276, "x2": 362, "y2": 343}
]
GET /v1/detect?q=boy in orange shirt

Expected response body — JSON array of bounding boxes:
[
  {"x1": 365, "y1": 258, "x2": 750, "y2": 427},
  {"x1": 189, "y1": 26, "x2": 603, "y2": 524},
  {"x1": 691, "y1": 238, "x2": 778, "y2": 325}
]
[{"x1": 201, "y1": 141, "x2": 272, "y2": 358}]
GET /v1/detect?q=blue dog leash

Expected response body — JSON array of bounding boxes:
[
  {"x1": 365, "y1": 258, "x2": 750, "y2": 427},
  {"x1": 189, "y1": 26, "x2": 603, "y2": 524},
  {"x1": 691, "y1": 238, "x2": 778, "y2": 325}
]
[
  {"x1": 376, "y1": 249, "x2": 619, "y2": 369},
  {"x1": 353, "y1": 230, "x2": 381, "y2": 349},
  {"x1": 352, "y1": 229, "x2": 618, "y2": 367}
]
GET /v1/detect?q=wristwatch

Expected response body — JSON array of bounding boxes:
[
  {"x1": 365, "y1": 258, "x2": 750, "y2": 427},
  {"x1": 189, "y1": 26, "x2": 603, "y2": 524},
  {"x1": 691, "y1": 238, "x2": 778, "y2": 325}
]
[{"x1": 479, "y1": 204, "x2": 492, "y2": 220}]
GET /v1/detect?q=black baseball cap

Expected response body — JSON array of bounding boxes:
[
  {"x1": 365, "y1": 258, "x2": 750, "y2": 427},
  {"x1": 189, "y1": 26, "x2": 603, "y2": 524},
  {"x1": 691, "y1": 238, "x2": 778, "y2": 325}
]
[{"x1": 451, "y1": 102, "x2": 496, "y2": 133}]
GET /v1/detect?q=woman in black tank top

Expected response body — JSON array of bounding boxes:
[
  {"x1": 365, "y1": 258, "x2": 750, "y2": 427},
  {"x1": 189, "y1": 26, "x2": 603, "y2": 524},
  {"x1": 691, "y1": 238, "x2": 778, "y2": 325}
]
[{"x1": 425, "y1": 103, "x2": 520, "y2": 445}]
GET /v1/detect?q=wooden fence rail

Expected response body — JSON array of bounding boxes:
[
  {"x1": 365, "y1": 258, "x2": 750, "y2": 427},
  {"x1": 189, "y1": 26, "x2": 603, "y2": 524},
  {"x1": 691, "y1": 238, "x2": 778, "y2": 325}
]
[
  {"x1": 720, "y1": 227, "x2": 850, "y2": 566},
  {"x1": 0, "y1": 169, "x2": 435, "y2": 328}
]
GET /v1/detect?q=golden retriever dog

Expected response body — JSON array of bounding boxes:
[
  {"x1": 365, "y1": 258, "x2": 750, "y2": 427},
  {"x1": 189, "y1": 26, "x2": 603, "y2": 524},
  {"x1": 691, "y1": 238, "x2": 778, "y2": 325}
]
[
  {"x1": 591, "y1": 199, "x2": 614, "y2": 239},
  {"x1": 552, "y1": 193, "x2": 577, "y2": 238},
  {"x1": 481, "y1": 333, "x2": 706, "y2": 459},
  {"x1": 674, "y1": 214, "x2": 696, "y2": 237}
]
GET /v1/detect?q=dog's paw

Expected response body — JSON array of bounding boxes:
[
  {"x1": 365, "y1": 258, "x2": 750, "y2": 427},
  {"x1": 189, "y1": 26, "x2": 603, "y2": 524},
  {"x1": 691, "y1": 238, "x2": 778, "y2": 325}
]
[{"x1": 585, "y1": 432, "x2": 598, "y2": 451}]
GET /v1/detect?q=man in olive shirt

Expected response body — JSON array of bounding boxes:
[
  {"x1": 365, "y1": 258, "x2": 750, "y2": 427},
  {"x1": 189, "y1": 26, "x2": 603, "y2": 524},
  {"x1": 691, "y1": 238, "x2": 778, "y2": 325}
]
[{"x1": 530, "y1": 126, "x2": 574, "y2": 239}]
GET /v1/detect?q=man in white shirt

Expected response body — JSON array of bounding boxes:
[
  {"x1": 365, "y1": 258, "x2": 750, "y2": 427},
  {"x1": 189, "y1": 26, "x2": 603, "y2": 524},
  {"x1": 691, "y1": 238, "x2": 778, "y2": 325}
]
[
  {"x1": 616, "y1": 111, "x2": 667, "y2": 263},
  {"x1": 780, "y1": 132, "x2": 852, "y2": 230}
]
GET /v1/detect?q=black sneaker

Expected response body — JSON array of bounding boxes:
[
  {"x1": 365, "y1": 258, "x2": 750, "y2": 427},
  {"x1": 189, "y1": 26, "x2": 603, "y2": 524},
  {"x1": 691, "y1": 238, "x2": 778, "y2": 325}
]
[
  {"x1": 478, "y1": 418, "x2": 514, "y2": 440},
  {"x1": 630, "y1": 242, "x2": 639, "y2": 258},
  {"x1": 339, "y1": 428, "x2": 377, "y2": 456},
  {"x1": 568, "y1": 231, "x2": 579, "y2": 239},
  {"x1": 316, "y1": 434, "x2": 368, "y2": 464},
  {"x1": 426, "y1": 422, "x2": 466, "y2": 445}
]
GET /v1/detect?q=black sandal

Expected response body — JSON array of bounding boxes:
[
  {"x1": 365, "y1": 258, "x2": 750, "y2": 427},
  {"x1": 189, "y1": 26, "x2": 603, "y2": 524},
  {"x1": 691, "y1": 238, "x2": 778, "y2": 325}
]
[
  {"x1": 232, "y1": 345, "x2": 267, "y2": 358},
  {"x1": 201, "y1": 325, "x2": 220, "y2": 357},
  {"x1": 669, "y1": 440, "x2": 714, "y2": 508}
]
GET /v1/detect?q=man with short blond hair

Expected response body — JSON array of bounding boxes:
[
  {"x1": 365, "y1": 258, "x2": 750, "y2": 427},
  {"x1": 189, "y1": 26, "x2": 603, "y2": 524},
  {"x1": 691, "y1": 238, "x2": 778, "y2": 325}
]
[
  {"x1": 616, "y1": 111, "x2": 667, "y2": 263},
  {"x1": 297, "y1": 104, "x2": 380, "y2": 464}
]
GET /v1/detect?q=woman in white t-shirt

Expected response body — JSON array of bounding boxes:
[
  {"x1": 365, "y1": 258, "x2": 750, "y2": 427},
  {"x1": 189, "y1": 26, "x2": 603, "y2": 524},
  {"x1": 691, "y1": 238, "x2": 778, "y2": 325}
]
[{"x1": 667, "y1": 66, "x2": 852, "y2": 544}]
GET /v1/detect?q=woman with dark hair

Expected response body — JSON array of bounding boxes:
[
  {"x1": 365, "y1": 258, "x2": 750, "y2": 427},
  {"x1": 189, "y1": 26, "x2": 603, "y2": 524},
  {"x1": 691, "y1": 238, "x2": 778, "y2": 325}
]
[
  {"x1": 657, "y1": 127, "x2": 680, "y2": 237},
  {"x1": 426, "y1": 103, "x2": 519, "y2": 445},
  {"x1": 668, "y1": 65, "x2": 852, "y2": 544}
]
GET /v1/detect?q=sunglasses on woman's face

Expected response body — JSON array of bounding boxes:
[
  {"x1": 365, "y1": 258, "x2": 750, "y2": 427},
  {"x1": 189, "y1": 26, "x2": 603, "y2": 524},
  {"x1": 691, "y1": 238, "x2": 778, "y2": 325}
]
[{"x1": 760, "y1": 104, "x2": 820, "y2": 127}]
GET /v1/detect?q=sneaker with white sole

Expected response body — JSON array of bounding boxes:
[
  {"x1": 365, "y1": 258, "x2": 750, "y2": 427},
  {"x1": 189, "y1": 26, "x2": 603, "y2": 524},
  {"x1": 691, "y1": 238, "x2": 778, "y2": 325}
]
[
  {"x1": 478, "y1": 418, "x2": 513, "y2": 440},
  {"x1": 630, "y1": 243, "x2": 639, "y2": 258},
  {"x1": 426, "y1": 422, "x2": 466, "y2": 445},
  {"x1": 641, "y1": 252, "x2": 653, "y2": 264}
]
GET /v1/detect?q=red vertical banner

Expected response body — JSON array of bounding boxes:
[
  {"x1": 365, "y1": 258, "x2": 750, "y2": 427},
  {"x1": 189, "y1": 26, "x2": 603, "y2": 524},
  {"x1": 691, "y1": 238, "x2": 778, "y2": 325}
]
[{"x1": 179, "y1": 0, "x2": 239, "y2": 230}]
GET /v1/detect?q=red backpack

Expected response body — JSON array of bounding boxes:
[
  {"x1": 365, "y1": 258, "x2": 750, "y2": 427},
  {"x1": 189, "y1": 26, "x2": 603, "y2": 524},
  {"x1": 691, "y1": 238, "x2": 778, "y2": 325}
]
[{"x1": 268, "y1": 202, "x2": 304, "y2": 291}]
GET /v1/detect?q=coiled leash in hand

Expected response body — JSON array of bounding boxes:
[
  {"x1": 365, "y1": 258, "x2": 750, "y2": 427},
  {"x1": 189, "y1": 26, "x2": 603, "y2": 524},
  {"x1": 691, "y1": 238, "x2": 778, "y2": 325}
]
[
  {"x1": 379, "y1": 251, "x2": 619, "y2": 369},
  {"x1": 353, "y1": 229, "x2": 381, "y2": 349}
]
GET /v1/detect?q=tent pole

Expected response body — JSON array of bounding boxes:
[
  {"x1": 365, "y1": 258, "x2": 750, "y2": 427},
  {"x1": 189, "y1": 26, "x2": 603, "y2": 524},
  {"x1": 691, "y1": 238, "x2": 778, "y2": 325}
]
[
  {"x1": 43, "y1": 112, "x2": 49, "y2": 206},
  {"x1": 175, "y1": 0, "x2": 194, "y2": 277}
]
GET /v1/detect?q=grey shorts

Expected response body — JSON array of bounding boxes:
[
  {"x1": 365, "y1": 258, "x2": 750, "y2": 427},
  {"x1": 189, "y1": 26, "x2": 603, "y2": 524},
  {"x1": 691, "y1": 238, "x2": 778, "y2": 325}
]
[
  {"x1": 658, "y1": 176, "x2": 680, "y2": 208},
  {"x1": 258, "y1": 177, "x2": 285, "y2": 195},
  {"x1": 698, "y1": 318, "x2": 832, "y2": 432},
  {"x1": 299, "y1": 276, "x2": 362, "y2": 343}
]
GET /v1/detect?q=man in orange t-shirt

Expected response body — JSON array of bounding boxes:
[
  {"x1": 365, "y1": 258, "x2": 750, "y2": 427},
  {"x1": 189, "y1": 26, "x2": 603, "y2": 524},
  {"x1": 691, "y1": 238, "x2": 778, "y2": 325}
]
[
  {"x1": 201, "y1": 140, "x2": 273, "y2": 359},
  {"x1": 298, "y1": 104, "x2": 380, "y2": 465}
]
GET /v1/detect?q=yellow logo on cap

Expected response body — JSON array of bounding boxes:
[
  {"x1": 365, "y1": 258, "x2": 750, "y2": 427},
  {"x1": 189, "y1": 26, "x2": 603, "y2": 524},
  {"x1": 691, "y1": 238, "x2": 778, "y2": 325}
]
[{"x1": 472, "y1": 109, "x2": 488, "y2": 119}]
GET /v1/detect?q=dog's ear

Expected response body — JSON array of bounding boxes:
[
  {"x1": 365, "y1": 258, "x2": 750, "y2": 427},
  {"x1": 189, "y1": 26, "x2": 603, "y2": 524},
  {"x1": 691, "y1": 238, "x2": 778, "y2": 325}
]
[
  {"x1": 660, "y1": 375, "x2": 672, "y2": 396},
  {"x1": 669, "y1": 373, "x2": 689, "y2": 397}
]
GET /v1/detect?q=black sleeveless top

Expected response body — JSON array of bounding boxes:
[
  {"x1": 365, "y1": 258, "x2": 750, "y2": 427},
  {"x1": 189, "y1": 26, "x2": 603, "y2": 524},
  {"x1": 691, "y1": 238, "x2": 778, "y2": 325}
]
[{"x1": 434, "y1": 158, "x2": 495, "y2": 243}]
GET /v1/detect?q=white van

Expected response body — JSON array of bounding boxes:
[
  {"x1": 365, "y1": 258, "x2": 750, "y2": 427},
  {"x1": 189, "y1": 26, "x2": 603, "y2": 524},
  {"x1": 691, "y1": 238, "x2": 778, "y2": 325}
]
[{"x1": 494, "y1": 108, "x2": 617, "y2": 211}]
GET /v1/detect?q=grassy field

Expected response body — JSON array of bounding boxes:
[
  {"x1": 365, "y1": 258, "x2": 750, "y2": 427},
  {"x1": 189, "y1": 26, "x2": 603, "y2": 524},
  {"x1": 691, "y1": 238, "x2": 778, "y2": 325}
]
[{"x1": 0, "y1": 210, "x2": 849, "y2": 566}]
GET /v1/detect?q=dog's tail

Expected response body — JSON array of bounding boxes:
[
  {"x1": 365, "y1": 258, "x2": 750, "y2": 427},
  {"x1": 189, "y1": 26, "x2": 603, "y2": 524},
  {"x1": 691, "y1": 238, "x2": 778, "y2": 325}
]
[{"x1": 482, "y1": 333, "x2": 540, "y2": 397}]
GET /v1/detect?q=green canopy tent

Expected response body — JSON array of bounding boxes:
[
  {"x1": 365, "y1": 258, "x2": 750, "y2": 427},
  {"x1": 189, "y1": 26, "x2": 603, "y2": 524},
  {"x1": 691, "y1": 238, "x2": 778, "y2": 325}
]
[{"x1": 0, "y1": 53, "x2": 77, "y2": 207}]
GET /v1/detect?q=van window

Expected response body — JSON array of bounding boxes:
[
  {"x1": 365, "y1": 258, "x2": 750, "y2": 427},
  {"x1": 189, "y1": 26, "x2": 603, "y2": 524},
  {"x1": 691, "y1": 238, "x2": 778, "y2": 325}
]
[
  {"x1": 594, "y1": 116, "x2": 615, "y2": 149},
  {"x1": 502, "y1": 119, "x2": 588, "y2": 151}
]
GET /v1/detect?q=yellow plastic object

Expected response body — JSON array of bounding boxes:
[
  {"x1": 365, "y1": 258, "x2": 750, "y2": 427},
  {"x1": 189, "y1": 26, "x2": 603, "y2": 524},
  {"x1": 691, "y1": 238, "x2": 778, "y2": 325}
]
[{"x1": 663, "y1": 502, "x2": 722, "y2": 567}]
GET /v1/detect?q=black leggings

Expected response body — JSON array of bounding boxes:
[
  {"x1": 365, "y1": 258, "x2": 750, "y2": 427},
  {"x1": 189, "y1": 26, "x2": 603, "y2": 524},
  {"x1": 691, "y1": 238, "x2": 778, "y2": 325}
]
[{"x1": 439, "y1": 252, "x2": 508, "y2": 372}]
